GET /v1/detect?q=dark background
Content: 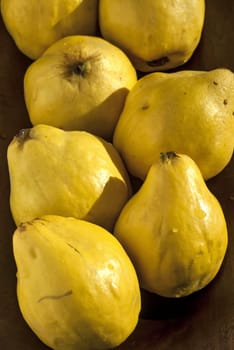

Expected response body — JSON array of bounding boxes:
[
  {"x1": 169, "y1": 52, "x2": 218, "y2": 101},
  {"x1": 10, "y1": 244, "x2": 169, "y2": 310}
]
[{"x1": 0, "y1": 1, "x2": 234, "y2": 349}]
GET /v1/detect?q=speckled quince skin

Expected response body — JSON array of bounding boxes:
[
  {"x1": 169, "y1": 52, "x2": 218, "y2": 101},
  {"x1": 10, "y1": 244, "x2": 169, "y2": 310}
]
[
  {"x1": 113, "y1": 68, "x2": 234, "y2": 180},
  {"x1": 13, "y1": 215, "x2": 141, "y2": 350},
  {"x1": 99, "y1": 0, "x2": 205, "y2": 72}
]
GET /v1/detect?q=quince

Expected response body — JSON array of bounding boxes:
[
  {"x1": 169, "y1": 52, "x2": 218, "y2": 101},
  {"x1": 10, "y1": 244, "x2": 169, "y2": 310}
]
[
  {"x1": 7, "y1": 124, "x2": 132, "y2": 231},
  {"x1": 24, "y1": 35, "x2": 137, "y2": 140},
  {"x1": 99, "y1": 0, "x2": 205, "y2": 72},
  {"x1": 114, "y1": 152, "x2": 228, "y2": 297},
  {"x1": 113, "y1": 68, "x2": 234, "y2": 180},
  {"x1": 1, "y1": 0, "x2": 98, "y2": 59},
  {"x1": 13, "y1": 215, "x2": 141, "y2": 349}
]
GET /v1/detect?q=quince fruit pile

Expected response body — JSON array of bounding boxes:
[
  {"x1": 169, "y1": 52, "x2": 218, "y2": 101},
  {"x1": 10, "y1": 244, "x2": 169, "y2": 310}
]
[{"x1": 1, "y1": 1, "x2": 234, "y2": 349}]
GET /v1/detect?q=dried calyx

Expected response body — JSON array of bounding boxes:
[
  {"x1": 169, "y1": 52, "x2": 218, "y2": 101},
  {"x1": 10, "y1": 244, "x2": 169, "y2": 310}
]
[
  {"x1": 15, "y1": 128, "x2": 31, "y2": 144},
  {"x1": 160, "y1": 151, "x2": 179, "y2": 163}
]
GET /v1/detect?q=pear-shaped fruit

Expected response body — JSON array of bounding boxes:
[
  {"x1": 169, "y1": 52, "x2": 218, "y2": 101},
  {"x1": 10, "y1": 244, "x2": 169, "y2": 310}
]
[
  {"x1": 113, "y1": 68, "x2": 234, "y2": 180},
  {"x1": 1, "y1": 0, "x2": 98, "y2": 59},
  {"x1": 114, "y1": 152, "x2": 228, "y2": 298},
  {"x1": 7, "y1": 124, "x2": 132, "y2": 231},
  {"x1": 99, "y1": 0, "x2": 205, "y2": 72},
  {"x1": 13, "y1": 215, "x2": 141, "y2": 350},
  {"x1": 24, "y1": 35, "x2": 137, "y2": 140}
]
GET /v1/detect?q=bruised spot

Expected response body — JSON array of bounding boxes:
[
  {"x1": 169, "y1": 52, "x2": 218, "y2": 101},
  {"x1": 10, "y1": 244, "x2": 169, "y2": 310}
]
[
  {"x1": 141, "y1": 103, "x2": 149, "y2": 110},
  {"x1": 18, "y1": 219, "x2": 38, "y2": 233},
  {"x1": 213, "y1": 81, "x2": 218, "y2": 85},
  {"x1": 147, "y1": 56, "x2": 169, "y2": 67},
  {"x1": 223, "y1": 99, "x2": 228, "y2": 105},
  {"x1": 18, "y1": 223, "x2": 28, "y2": 232}
]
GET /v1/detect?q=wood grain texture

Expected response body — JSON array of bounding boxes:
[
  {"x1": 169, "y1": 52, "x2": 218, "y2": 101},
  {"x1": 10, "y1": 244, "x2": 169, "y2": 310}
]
[{"x1": 0, "y1": 1, "x2": 234, "y2": 349}]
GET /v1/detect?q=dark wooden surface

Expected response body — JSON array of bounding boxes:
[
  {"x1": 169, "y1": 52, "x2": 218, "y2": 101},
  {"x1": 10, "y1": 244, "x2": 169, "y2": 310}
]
[{"x1": 0, "y1": 1, "x2": 234, "y2": 349}]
